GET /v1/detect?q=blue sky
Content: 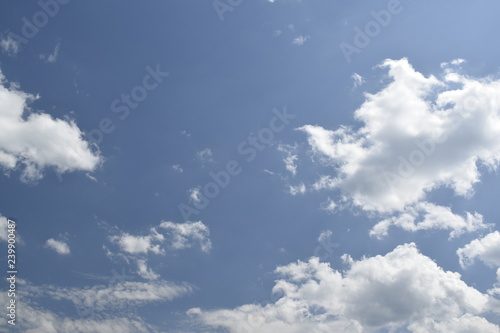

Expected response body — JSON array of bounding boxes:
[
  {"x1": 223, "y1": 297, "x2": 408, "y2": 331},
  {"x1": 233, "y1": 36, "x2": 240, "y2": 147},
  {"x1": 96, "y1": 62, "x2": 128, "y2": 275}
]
[{"x1": 1, "y1": 0, "x2": 500, "y2": 332}]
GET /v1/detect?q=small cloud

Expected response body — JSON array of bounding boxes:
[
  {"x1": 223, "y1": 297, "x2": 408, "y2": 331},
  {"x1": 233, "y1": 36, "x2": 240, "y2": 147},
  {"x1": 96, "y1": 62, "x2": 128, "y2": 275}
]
[
  {"x1": 277, "y1": 144, "x2": 299, "y2": 176},
  {"x1": 292, "y1": 35, "x2": 309, "y2": 46},
  {"x1": 451, "y1": 58, "x2": 465, "y2": 65},
  {"x1": 188, "y1": 187, "x2": 202, "y2": 204},
  {"x1": 341, "y1": 253, "x2": 354, "y2": 266},
  {"x1": 40, "y1": 42, "x2": 61, "y2": 64},
  {"x1": 441, "y1": 59, "x2": 466, "y2": 68},
  {"x1": 288, "y1": 182, "x2": 306, "y2": 195},
  {"x1": 0, "y1": 35, "x2": 21, "y2": 56},
  {"x1": 181, "y1": 130, "x2": 191, "y2": 137},
  {"x1": 45, "y1": 238, "x2": 71, "y2": 255},
  {"x1": 86, "y1": 173, "x2": 98, "y2": 182},
  {"x1": 137, "y1": 259, "x2": 160, "y2": 280},
  {"x1": 171, "y1": 164, "x2": 183, "y2": 173},
  {"x1": 105, "y1": 220, "x2": 212, "y2": 279},
  {"x1": 318, "y1": 229, "x2": 333, "y2": 243},
  {"x1": 262, "y1": 169, "x2": 277, "y2": 176},
  {"x1": 196, "y1": 148, "x2": 214, "y2": 164},
  {"x1": 159, "y1": 221, "x2": 212, "y2": 253},
  {"x1": 273, "y1": 30, "x2": 282, "y2": 37},
  {"x1": 321, "y1": 198, "x2": 337, "y2": 213},
  {"x1": 351, "y1": 73, "x2": 365, "y2": 89}
]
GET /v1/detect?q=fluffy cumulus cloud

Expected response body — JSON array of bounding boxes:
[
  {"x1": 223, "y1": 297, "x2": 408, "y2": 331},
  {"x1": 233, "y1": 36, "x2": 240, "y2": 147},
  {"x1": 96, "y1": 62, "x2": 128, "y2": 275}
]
[
  {"x1": 0, "y1": 68, "x2": 101, "y2": 183},
  {"x1": 457, "y1": 231, "x2": 500, "y2": 268},
  {"x1": 106, "y1": 220, "x2": 211, "y2": 279},
  {"x1": 189, "y1": 243, "x2": 499, "y2": 333},
  {"x1": 298, "y1": 58, "x2": 500, "y2": 236},
  {"x1": 109, "y1": 228, "x2": 165, "y2": 255},
  {"x1": 45, "y1": 238, "x2": 71, "y2": 255}
]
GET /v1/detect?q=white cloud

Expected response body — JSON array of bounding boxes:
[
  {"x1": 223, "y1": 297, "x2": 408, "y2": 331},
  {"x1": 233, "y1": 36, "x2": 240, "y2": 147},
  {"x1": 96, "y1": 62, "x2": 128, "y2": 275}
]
[
  {"x1": 288, "y1": 182, "x2": 306, "y2": 195},
  {"x1": 110, "y1": 232, "x2": 164, "y2": 255},
  {"x1": 320, "y1": 198, "x2": 337, "y2": 213},
  {"x1": 300, "y1": 58, "x2": 500, "y2": 213},
  {"x1": 318, "y1": 229, "x2": 333, "y2": 243},
  {"x1": 189, "y1": 186, "x2": 202, "y2": 204},
  {"x1": 0, "y1": 35, "x2": 21, "y2": 56},
  {"x1": 2, "y1": 278, "x2": 193, "y2": 332},
  {"x1": 45, "y1": 238, "x2": 71, "y2": 255},
  {"x1": 292, "y1": 35, "x2": 309, "y2": 46},
  {"x1": 196, "y1": 148, "x2": 214, "y2": 164},
  {"x1": 298, "y1": 58, "x2": 500, "y2": 235},
  {"x1": 351, "y1": 73, "x2": 365, "y2": 89},
  {"x1": 136, "y1": 259, "x2": 160, "y2": 280},
  {"x1": 278, "y1": 144, "x2": 298, "y2": 176},
  {"x1": 159, "y1": 220, "x2": 212, "y2": 253},
  {"x1": 109, "y1": 221, "x2": 210, "y2": 255},
  {"x1": 171, "y1": 164, "x2": 183, "y2": 173},
  {"x1": 441, "y1": 58, "x2": 466, "y2": 68},
  {"x1": 371, "y1": 202, "x2": 487, "y2": 239},
  {"x1": 1, "y1": 305, "x2": 151, "y2": 333},
  {"x1": 190, "y1": 243, "x2": 498, "y2": 332},
  {"x1": 106, "y1": 220, "x2": 211, "y2": 278},
  {"x1": 25, "y1": 279, "x2": 193, "y2": 311},
  {"x1": 457, "y1": 231, "x2": 500, "y2": 268},
  {"x1": 273, "y1": 30, "x2": 282, "y2": 37},
  {"x1": 39, "y1": 42, "x2": 61, "y2": 63},
  {"x1": 0, "y1": 68, "x2": 101, "y2": 183}
]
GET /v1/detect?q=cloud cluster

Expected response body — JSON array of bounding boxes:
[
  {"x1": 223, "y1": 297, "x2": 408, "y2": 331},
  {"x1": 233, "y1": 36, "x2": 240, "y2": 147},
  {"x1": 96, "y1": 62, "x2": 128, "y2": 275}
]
[
  {"x1": 298, "y1": 58, "x2": 500, "y2": 236},
  {"x1": 0, "y1": 68, "x2": 101, "y2": 183},
  {"x1": 190, "y1": 243, "x2": 499, "y2": 332},
  {"x1": 105, "y1": 220, "x2": 211, "y2": 279}
]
